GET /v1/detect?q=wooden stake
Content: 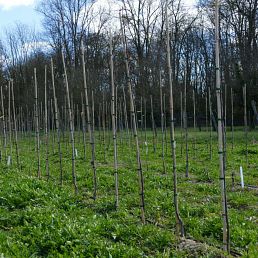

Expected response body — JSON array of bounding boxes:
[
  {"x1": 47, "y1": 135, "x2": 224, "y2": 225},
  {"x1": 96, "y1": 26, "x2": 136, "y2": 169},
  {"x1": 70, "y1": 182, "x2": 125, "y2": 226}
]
[
  {"x1": 81, "y1": 93, "x2": 87, "y2": 161},
  {"x1": 150, "y1": 95, "x2": 157, "y2": 153},
  {"x1": 243, "y1": 84, "x2": 248, "y2": 164},
  {"x1": 163, "y1": 93, "x2": 168, "y2": 155},
  {"x1": 159, "y1": 72, "x2": 166, "y2": 174},
  {"x1": 144, "y1": 98, "x2": 149, "y2": 171},
  {"x1": 51, "y1": 58, "x2": 63, "y2": 185},
  {"x1": 110, "y1": 32, "x2": 119, "y2": 208},
  {"x1": 215, "y1": 0, "x2": 230, "y2": 252},
  {"x1": 91, "y1": 90, "x2": 97, "y2": 199},
  {"x1": 8, "y1": 81, "x2": 12, "y2": 165},
  {"x1": 166, "y1": 4, "x2": 184, "y2": 237},
  {"x1": 208, "y1": 87, "x2": 212, "y2": 159},
  {"x1": 44, "y1": 65, "x2": 50, "y2": 179},
  {"x1": 34, "y1": 68, "x2": 41, "y2": 178},
  {"x1": 82, "y1": 43, "x2": 97, "y2": 200},
  {"x1": 180, "y1": 90, "x2": 183, "y2": 156},
  {"x1": 205, "y1": 90, "x2": 208, "y2": 148},
  {"x1": 1, "y1": 86, "x2": 7, "y2": 162},
  {"x1": 62, "y1": 51, "x2": 78, "y2": 194},
  {"x1": 184, "y1": 69, "x2": 189, "y2": 178},
  {"x1": 11, "y1": 80, "x2": 21, "y2": 170},
  {"x1": 230, "y1": 87, "x2": 234, "y2": 150},
  {"x1": 193, "y1": 88, "x2": 196, "y2": 159},
  {"x1": 102, "y1": 92, "x2": 106, "y2": 162},
  {"x1": 121, "y1": 12, "x2": 145, "y2": 224},
  {"x1": 122, "y1": 85, "x2": 132, "y2": 164}
]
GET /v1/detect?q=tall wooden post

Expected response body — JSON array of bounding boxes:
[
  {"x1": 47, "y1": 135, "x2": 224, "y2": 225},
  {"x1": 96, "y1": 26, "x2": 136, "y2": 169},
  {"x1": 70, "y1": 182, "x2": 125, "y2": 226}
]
[
  {"x1": 82, "y1": 43, "x2": 97, "y2": 200},
  {"x1": 160, "y1": 72, "x2": 166, "y2": 174},
  {"x1": 230, "y1": 87, "x2": 234, "y2": 150},
  {"x1": 193, "y1": 88, "x2": 196, "y2": 159},
  {"x1": 215, "y1": 0, "x2": 230, "y2": 252},
  {"x1": 51, "y1": 58, "x2": 63, "y2": 185},
  {"x1": 184, "y1": 69, "x2": 189, "y2": 177},
  {"x1": 121, "y1": 12, "x2": 145, "y2": 224},
  {"x1": 44, "y1": 65, "x2": 50, "y2": 179},
  {"x1": 166, "y1": 3, "x2": 184, "y2": 237},
  {"x1": 62, "y1": 51, "x2": 78, "y2": 194},
  {"x1": 1, "y1": 86, "x2": 7, "y2": 162},
  {"x1": 110, "y1": 32, "x2": 119, "y2": 209},
  {"x1": 11, "y1": 80, "x2": 21, "y2": 170},
  {"x1": 34, "y1": 68, "x2": 41, "y2": 178},
  {"x1": 243, "y1": 84, "x2": 248, "y2": 164}
]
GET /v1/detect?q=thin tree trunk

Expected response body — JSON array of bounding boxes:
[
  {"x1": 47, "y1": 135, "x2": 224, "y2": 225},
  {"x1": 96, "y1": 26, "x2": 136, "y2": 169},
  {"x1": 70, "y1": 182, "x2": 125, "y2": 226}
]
[
  {"x1": 163, "y1": 93, "x2": 168, "y2": 155},
  {"x1": 91, "y1": 90, "x2": 97, "y2": 198},
  {"x1": 160, "y1": 72, "x2": 166, "y2": 174},
  {"x1": 82, "y1": 43, "x2": 97, "y2": 200},
  {"x1": 34, "y1": 68, "x2": 41, "y2": 178},
  {"x1": 215, "y1": 0, "x2": 230, "y2": 252},
  {"x1": 8, "y1": 81, "x2": 12, "y2": 165},
  {"x1": 77, "y1": 104, "x2": 81, "y2": 144},
  {"x1": 184, "y1": 70, "x2": 189, "y2": 178},
  {"x1": 102, "y1": 93, "x2": 106, "y2": 162},
  {"x1": 50, "y1": 99, "x2": 55, "y2": 154},
  {"x1": 122, "y1": 85, "x2": 132, "y2": 164},
  {"x1": 193, "y1": 89, "x2": 196, "y2": 159},
  {"x1": 44, "y1": 65, "x2": 50, "y2": 179},
  {"x1": 115, "y1": 81, "x2": 118, "y2": 134},
  {"x1": 180, "y1": 90, "x2": 183, "y2": 156},
  {"x1": 208, "y1": 87, "x2": 212, "y2": 160},
  {"x1": 243, "y1": 84, "x2": 248, "y2": 164},
  {"x1": 144, "y1": 98, "x2": 149, "y2": 171},
  {"x1": 224, "y1": 83, "x2": 227, "y2": 165},
  {"x1": 106, "y1": 101, "x2": 111, "y2": 152},
  {"x1": 62, "y1": 51, "x2": 78, "y2": 194},
  {"x1": 118, "y1": 99, "x2": 124, "y2": 150},
  {"x1": 166, "y1": 5, "x2": 184, "y2": 237},
  {"x1": 11, "y1": 80, "x2": 20, "y2": 170},
  {"x1": 98, "y1": 104, "x2": 101, "y2": 141},
  {"x1": 51, "y1": 58, "x2": 63, "y2": 185},
  {"x1": 150, "y1": 95, "x2": 157, "y2": 154},
  {"x1": 140, "y1": 97, "x2": 143, "y2": 139},
  {"x1": 205, "y1": 90, "x2": 208, "y2": 142},
  {"x1": 1, "y1": 86, "x2": 7, "y2": 162},
  {"x1": 110, "y1": 32, "x2": 119, "y2": 209},
  {"x1": 231, "y1": 87, "x2": 234, "y2": 150},
  {"x1": 121, "y1": 13, "x2": 145, "y2": 224},
  {"x1": 81, "y1": 93, "x2": 87, "y2": 161},
  {"x1": 40, "y1": 102, "x2": 42, "y2": 132}
]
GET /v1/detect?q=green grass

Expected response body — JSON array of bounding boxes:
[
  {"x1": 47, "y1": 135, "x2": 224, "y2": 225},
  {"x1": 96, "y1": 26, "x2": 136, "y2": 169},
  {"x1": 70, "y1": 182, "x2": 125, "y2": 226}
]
[{"x1": 0, "y1": 127, "x2": 257, "y2": 257}]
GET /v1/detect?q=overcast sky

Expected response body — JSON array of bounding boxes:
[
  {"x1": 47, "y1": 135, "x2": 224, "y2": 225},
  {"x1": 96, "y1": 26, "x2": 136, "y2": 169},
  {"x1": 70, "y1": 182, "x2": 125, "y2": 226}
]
[{"x1": 0, "y1": 0, "x2": 197, "y2": 35}]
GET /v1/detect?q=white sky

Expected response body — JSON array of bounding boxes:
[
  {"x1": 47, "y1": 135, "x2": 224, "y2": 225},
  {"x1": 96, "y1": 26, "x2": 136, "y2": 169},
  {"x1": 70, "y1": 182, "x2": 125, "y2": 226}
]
[
  {"x1": 0, "y1": 0, "x2": 197, "y2": 35},
  {"x1": 0, "y1": 0, "x2": 196, "y2": 11},
  {"x1": 184, "y1": 0, "x2": 197, "y2": 7},
  {"x1": 91, "y1": 0, "x2": 197, "y2": 32},
  {"x1": 0, "y1": 0, "x2": 35, "y2": 10}
]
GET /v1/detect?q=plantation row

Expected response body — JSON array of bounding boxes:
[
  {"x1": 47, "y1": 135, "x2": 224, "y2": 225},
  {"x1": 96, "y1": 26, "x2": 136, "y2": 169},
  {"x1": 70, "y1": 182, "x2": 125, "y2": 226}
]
[
  {"x1": 0, "y1": 129, "x2": 257, "y2": 257},
  {"x1": 0, "y1": 1, "x2": 257, "y2": 257}
]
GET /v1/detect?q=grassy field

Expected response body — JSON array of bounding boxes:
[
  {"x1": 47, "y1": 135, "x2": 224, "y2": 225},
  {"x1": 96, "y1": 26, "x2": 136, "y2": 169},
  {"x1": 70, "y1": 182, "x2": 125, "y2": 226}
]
[{"x1": 0, "y1": 128, "x2": 257, "y2": 257}]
